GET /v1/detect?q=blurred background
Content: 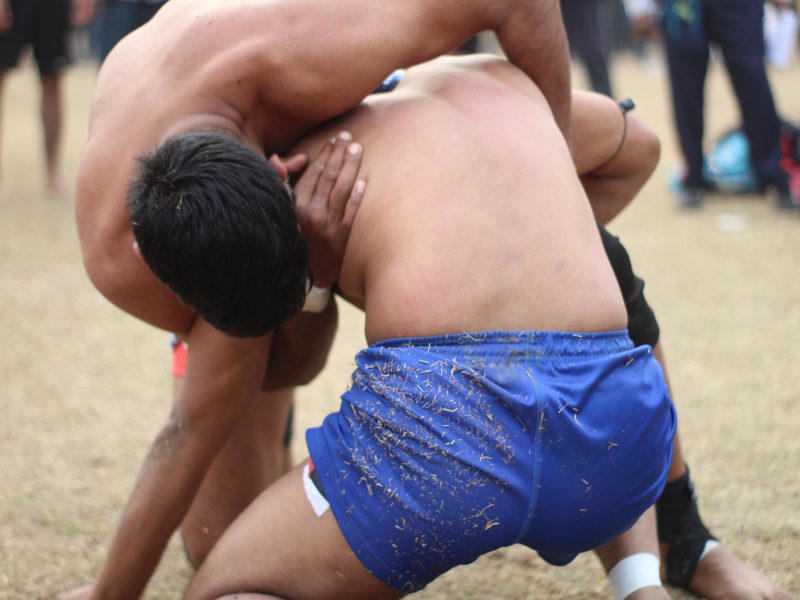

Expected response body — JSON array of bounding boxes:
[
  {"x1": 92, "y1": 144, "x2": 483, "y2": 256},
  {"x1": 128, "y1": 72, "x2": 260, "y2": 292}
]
[{"x1": 1, "y1": 1, "x2": 798, "y2": 598}]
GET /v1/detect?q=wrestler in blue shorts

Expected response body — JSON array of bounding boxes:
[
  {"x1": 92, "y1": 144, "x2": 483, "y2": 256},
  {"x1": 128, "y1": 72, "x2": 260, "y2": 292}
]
[{"x1": 306, "y1": 329, "x2": 676, "y2": 593}]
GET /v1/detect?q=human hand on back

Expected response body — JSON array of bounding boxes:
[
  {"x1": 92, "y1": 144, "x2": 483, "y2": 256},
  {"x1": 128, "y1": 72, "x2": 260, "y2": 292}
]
[{"x1": 288, "y1": 131, "x2": 365, "y2": 289}]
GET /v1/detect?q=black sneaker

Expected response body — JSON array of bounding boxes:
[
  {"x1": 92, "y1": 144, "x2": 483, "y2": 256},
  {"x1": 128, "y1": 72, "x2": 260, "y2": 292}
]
[{"x1": 766, "y1": 185, "x2": 800, "y2": 212}]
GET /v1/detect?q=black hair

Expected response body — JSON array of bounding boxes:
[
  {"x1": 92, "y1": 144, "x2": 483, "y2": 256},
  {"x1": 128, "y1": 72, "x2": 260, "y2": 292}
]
[{"x1": 128, "y1": 131, "x2": 309, "y2": 337}]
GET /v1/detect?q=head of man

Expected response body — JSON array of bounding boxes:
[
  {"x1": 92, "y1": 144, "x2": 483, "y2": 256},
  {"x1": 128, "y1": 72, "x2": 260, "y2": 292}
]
[{"x1": 128, "y1": 131, "x2": 309, "y2": 337}]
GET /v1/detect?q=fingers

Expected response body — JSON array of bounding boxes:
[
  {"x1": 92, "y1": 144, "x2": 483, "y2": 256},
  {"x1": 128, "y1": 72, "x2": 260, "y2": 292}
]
[
  {"x1": 294, "y1": 131, "x2": 361, "y2": 231},
  {"x1": 291, "y1": 131, "x2": 366, "y2": 288},
  {"x1": 341, "y1": 179, "x2": 366, "y2": 232},
  {"x1": 327, "y1": 140, "x2": 363, "y2": 224},
  {"x1": 292, "y1": 138, "x2": 335, "y2": 212},
  {"x1": 283, "y1": 154, "x2": 308, "y2": 176},
  {"x1": 309, "y1": 132, "x2": 352, "y2": 218}
]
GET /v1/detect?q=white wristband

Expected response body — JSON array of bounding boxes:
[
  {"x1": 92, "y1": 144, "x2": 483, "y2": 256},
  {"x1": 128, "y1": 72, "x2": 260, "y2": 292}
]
[
  {"x1": 302, "y1": 283, "x2": 331, "y2": 313},
  {"x1": 608, "y1": 553, "x2": 661, "y2": 600}
]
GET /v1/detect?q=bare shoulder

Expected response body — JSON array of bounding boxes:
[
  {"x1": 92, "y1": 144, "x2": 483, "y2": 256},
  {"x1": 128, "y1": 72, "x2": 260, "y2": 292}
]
[
  {"x1": 407, "y1": 54, "x2": 535, "y2": 89},
  {"x1": 103, "y1": 0, "x2": 282, "y2": 94},
  {"x1": 403, "y1": 54, "x2": 546, "y2": 110}
]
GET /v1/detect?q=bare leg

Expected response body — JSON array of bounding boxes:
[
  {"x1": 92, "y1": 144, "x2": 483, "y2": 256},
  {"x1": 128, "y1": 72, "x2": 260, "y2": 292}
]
[
  {"x1": 186, "y1": 461, "x2": 402, "y2": 600},
  {"x1": 652, "y1": 343, "x2": 688, "y2": 483},
  {"x1": 653, "y1": 342, "x2": 793, "y2": 600},
  {"x1": 595, "y1": 508, "x2": 668, "y2": 600},
  {"x1": 39, "y1": 73, "x2": 67, "y2": 195},
  {"x1": 177, "y1": 377, "x2": 295, "y2": 566}
]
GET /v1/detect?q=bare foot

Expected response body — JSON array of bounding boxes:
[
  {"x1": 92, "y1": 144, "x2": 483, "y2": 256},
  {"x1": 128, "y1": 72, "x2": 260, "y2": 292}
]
[{"x1": 662, "y1": 543, "x2": 795, "y2": 600}]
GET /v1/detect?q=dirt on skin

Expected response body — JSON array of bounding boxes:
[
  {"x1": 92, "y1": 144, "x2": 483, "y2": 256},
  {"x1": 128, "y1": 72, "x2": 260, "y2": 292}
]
[{"x1": 1, "y1": 49, "x2": 798, "y2": 599}]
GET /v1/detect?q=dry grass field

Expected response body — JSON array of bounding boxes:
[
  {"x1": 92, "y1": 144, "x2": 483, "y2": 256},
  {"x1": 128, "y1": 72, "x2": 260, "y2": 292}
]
[{"x1": 1, "y1": 48, "x2": 798, "y2": 599}]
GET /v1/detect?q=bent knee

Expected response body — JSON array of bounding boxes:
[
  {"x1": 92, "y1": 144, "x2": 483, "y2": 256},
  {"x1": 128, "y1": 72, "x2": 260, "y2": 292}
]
[{"x1": 625, "y1": 114, "x2": 661, "y2": 178}]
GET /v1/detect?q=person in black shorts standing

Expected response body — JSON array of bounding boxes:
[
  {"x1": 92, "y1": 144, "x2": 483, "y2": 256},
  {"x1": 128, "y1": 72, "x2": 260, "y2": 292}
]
[{"x1": 0, "y1": 0, "x2": 95, "y2": 197}]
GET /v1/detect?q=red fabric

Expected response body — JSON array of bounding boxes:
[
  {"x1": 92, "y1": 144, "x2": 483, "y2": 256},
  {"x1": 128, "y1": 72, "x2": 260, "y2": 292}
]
[
  {"x1": 779, "y1": 133, "x2": 800, "y2": 199},
  {"x1": 172, "y1": 340, "x2": 189, "y2": 378}
]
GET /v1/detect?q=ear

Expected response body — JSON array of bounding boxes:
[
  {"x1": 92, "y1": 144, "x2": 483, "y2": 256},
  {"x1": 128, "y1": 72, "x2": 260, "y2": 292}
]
[
  {"x1": 268, "y1": 154, "x2": 290, "y2": 182},
  {"x1": 132, "y1": 240, "x2": 144, "y2": 261}
]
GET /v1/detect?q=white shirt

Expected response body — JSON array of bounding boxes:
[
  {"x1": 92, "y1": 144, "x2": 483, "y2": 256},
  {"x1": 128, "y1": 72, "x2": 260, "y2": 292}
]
[{"x1": 623, "y1": 0, "x2": 658, "y2": 19}]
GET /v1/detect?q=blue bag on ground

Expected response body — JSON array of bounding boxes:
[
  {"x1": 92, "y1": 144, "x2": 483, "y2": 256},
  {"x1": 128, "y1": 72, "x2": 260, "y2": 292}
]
[{"x1": 701, "y1": 129, "x2": 759, "y2": 193}]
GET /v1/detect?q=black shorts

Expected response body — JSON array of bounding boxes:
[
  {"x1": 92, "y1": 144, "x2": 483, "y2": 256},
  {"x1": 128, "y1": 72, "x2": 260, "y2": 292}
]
[
  {"x1": 598, "y1": 223, "x2": 661, "y2": 348},
  {"x1": 0, "y1": 0, "x2": 71, "y2": 74}
]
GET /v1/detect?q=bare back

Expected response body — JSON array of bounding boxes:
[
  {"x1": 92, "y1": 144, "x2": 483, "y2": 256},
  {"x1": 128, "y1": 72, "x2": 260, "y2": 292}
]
[
  {"x1": 75, "y1": 0, "x2": 512, "y2": 334},
  {"x1": 293, "y1": 56, "x2": 626, "y2": 343}
]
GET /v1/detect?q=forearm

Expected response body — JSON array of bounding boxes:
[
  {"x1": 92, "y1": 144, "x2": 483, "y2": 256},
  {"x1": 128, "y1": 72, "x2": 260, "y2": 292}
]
[
  {"x1": 495, "y1": 0, "x2": 572, "y2": 148},
  {"x1": 261, "y1": 0, "x2": 570, "y2": 129},
  {"x1": 262, "y1": 297, "x2": 338, "y2": 389},
  {"x1": 92, "y1": 322, "x2": 268, "y2": 599},
  {"x1": 92, "y1": 419, "x2": 223, "y2": 599}
]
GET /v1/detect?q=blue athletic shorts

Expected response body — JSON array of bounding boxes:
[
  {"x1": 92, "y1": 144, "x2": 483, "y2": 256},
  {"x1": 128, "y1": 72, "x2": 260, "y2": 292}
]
[{"x1": 306, "y1": 330, "x2": 676, "y2": 592}]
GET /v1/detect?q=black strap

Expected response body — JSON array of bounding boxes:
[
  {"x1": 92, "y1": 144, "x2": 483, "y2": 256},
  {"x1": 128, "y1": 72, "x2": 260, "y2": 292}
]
[
  {"x1": 594, "y1": 98, "x2": 636, "y2": 171},
  {"x1": 656, "y1": 468, "x2": 718, "y2": 590}
]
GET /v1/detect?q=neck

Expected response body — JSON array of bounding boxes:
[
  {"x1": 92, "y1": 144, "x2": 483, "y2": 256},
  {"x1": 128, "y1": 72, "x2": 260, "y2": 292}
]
[{"x1": 161, "y1": 113, "x2": 244, "y2": 144}]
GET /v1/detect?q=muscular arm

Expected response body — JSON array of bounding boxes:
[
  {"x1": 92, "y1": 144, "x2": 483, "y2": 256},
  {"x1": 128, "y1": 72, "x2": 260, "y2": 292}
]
[
  {"x1": 220, "y1": 0, "x2": 570, "y2": 146},
  {"x1": 492, "y1": 0, "x2": 572, "y2": 147},
  {"x1": 67, "y1": 130, "x2": 366, "y2": 599},
  {"x1": 262, "y1": 296, "x2": 338, "y2": 389},
  {"x1": 90, "y1": 321, "x2": 270, "y2": 600},
  {"x1": 572, "y1": 92, "x2": 661, "y2": 223}
]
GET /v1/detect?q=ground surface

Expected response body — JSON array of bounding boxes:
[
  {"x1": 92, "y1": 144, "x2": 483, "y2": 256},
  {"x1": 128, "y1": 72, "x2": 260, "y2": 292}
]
[{"x1": 1, "y1": 50, "x2": 798, "y2": 599}]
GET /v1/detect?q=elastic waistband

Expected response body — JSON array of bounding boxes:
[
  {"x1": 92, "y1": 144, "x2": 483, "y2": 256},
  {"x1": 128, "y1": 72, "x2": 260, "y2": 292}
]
[{"x1": 371, "y1": 329, "x2": 634, "y2": 359}]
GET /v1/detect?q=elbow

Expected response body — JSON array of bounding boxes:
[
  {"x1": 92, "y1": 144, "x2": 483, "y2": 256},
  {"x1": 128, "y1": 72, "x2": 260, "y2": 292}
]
[{"x1": 81, "y1": 241, "x2": 125, "y2": 307}]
